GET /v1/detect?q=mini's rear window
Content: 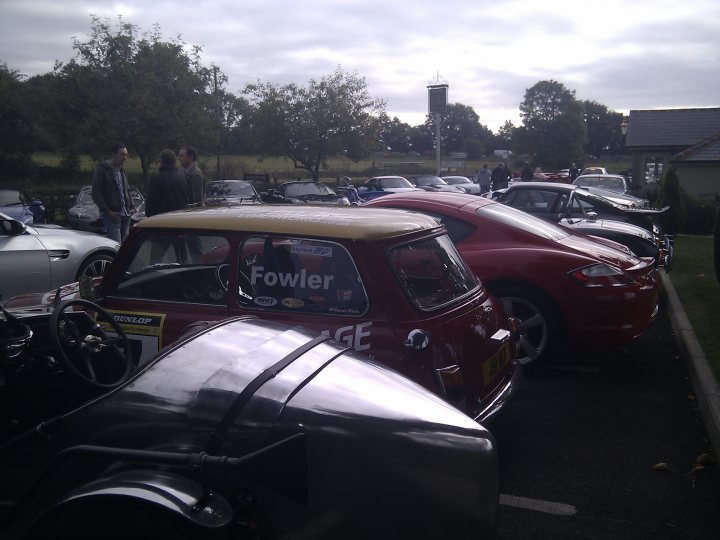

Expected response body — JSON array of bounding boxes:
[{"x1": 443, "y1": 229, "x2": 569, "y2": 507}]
[{"x1": 389, "y1": 234, "x2": 478, "y2": 311}]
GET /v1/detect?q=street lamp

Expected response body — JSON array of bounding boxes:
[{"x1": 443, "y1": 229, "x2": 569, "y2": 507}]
[{"x1": 620, "y1": 116, "x2": 629, "y2": 136}]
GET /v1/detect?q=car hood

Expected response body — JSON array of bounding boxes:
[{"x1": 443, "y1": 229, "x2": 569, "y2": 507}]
[
  {"x1": 28, "y1": 223, "x2": 118, "y2": 241},
  {"x1": 206, "y1": 196, "x2": 263, "y2": 206},
  {"x1": 68, "y1": 202, "x2": 100, "y2": 216},
  {"x1": 585, "y1": 187, "x2": 648, "y2": 207},
  {"x1": 287, "y1": 193, "x2": 343, "y2": 204},
  {"x1": 558, "y1": 231, "x2": 646, "y2": 268},
  {"x1": 561, "y1": 217, "x2": 655, "y2": 241}
]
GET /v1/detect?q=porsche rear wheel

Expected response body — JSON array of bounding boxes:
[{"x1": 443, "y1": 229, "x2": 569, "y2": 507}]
[{"x1": 490, "y1": 285, "x2": 561, "y2": 369}]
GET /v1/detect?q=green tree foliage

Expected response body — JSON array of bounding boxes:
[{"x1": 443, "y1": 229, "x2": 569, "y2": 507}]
[
  {"x1": 519, "y1": 80, "x2": 586, "y2": 169},
  {"x1": 421, "y1": 103, "x2": 493, "y2": 156},
  {"x1": 582, "y1": 100, "x2": 624, "y2": 156},
  {"x1": 381, "y1": 116, "x2": 413, "y2": 153},
  {"x1": 0, "y1": 63, "x2": 35, "y2": 176},
  {"x1": 244, "y1": 67, "x2": 386, "y2": 180},
  {"x1": 495, "y1": 120, "x2": 517, "y2": 151},
  {"x1": 656, "y1": 166, "x2": 687, "y2": 235},
  {"x1": 52, "y1": 17, "x2": 223, "y2": 184}
]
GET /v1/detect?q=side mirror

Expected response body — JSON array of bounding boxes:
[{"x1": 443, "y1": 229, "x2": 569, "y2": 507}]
[{"x1": 0, "y1": 217, "x2": 27, "y2": 236}]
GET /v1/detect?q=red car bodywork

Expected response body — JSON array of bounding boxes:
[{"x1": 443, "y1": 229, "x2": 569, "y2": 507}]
[
  {"x1": 366, "y1": 192, "x2": 660, "y2": 364},
  {"x1": 6, "y1": 205, "x2": 518, "y2": 422}
]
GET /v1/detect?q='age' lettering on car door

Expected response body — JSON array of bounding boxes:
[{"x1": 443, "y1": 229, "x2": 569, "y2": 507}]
[{"x1": 321, "y1": 322, "x2": 372, "y2": 351}]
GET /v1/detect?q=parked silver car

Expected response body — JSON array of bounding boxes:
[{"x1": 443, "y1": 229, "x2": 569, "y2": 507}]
[
  {"x1": 0, "y1": 305, "x2": 499, "y2": 539},
  {"x1": 67, "y1": 185, "x2": 145, "y2": 234},
  {"x1": 0, "y1": 212, "x2": 119, "y2": 302}
]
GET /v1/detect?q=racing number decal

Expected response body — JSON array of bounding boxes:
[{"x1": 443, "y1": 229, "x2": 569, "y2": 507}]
[{"x1": 98, "y1": 310, "x2": 166, "y2": 366}]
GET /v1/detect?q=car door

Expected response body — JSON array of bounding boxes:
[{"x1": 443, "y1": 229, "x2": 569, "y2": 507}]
[{"x1": 0, "y1": 225, "x2": 51, "y2": 300}]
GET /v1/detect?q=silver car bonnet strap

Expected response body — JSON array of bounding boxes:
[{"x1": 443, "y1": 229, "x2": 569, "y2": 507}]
[{"x1": 203, "y1": 333, "x2": 331, "y2": 454}]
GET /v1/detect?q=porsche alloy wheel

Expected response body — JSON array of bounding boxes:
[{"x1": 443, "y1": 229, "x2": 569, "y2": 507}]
[{"x1": 492, "y1": 286, "x2": 560, "y2": 369}]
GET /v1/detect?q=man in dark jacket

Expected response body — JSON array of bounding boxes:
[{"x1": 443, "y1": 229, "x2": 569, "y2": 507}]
[
  {"x1": 521, "y1": 163, "x2": 534, "y2": 182},
  {"x1": 145, "y1": 149, "x2": 188, "y2": 217},
  {"x1": 491, "y1": 163, "x2": 510, "y2": 190},
  {"x1": 145, "y1": 149, "x2": 190, "y2": 262},
  {"x1": 91, "y1": 143, "x2": 136, "y2": 242}
]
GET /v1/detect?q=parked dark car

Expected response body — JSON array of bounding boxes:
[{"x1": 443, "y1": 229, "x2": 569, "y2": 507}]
[
  {"x1": 262, "y1": 181, "x2": 350, "y2": 205},
  {"x1": 366, "y1": 192, "x2": 661, "y2": 367},
  {"x1": 205, "y1": 179, "x2": 263, "y2": 206},
  {"x1": 496, "y1": 182, "x2": 672, "y2": 266},
  {"x1": 0, "y1": 189, "x2": 45, "y2": 225},
  {"x1": 67, "y1": 185, "x2": 145, "y2": 234},
  {"x1": 408, "y1": 175, "x2": 465, "y2": 193},
  {"x1": 0, "y1": 304, "x2": 499, "y2": 539}
]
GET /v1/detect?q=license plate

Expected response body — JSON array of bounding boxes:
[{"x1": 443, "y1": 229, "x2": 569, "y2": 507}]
[{"x1": 482, "y1": 342, "x2": 511, "y2": 386}]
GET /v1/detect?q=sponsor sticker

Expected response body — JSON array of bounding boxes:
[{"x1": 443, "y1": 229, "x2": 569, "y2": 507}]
[
  {"x1": 282, "y1": 297, "x2": 305, "y2": 309},
  {"x1": 291, "y1": 244, "x2": 333, "y2": 257},
  {"x1": 254, "y1": 296, "x2": 277, "y2": 307}
]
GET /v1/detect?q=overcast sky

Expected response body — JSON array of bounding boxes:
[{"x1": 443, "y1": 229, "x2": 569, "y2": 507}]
[{"x1": 1, "y1": 0, "x2": 718, "y2": 132}]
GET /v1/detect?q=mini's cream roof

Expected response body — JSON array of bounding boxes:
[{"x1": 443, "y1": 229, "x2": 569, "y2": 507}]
[{"x1": 137, "y1": 205, "x2": 441, "y2": 241}]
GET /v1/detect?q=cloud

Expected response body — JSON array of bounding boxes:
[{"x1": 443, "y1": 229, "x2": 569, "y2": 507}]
[{"x1": 1, "y1": 0, "x2": 718, "y2": 132}]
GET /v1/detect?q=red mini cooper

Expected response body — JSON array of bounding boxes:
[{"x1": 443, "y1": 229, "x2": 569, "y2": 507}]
[{"x1": 8, "y1": 205, "x2": 518, "y2": 423}]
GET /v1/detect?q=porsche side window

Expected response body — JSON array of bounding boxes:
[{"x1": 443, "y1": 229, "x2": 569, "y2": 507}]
[
  {"x1": 111, "y1": 234, "x2": 230, "y2": 305},
  {"x1": 390, "y1": 234, "x2": 479, "y2": 311},
  {"x1": 238, "y1": 236, "x2": 368, "y2": 316}
]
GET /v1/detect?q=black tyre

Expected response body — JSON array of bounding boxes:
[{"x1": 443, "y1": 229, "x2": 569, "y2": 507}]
[
  {"x1": 490, "y1": 285, "x2": 562, "y2": 369},
  {"x1": 26, "y1": 499, "x2": 218, "y2": 540},
  {"x1": 75, "y1": 252, "x2": 114, "y2": 281}
]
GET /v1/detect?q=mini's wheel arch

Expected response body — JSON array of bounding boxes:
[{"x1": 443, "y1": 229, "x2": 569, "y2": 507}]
[{"x1": 22, "y1": 469, "x2": 233, "y2": 538}]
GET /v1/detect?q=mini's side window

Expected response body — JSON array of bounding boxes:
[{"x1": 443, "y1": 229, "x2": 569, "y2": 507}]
[
  {"x1": 111, "y1": 233, "x2": 230, "y2": 305},
  {"x1": 238, "y1": 236, "x2": 368, "y2": 316}
]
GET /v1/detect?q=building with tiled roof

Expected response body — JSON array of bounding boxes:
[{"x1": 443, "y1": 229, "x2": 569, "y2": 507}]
[{"x1": 624, "y1": 108, "x2": 720, "y2": 200}]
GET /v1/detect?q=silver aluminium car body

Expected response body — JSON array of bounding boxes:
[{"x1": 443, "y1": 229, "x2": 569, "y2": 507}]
[
  {"x1": 0, "y1": 212, "x2": 119, "y2": 302},
  {"x1": 1, "y1": 315, "x2": 499, "y2": 539}
]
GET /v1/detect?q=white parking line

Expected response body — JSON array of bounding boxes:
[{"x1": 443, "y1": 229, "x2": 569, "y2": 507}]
[{"x1": 500, "y1": 494, "x2": 577, "y2": 516}]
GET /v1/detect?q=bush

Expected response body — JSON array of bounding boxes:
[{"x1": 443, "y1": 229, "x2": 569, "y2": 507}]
[
  {"x1": 682, "y1": 195, "x2": 716, "y2": 234},
  {"x1": 656, "y1": 166, "x2": 687, "y2": 235}
]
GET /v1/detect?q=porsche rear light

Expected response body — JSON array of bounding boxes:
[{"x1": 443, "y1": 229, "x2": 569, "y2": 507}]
[{"x1": 568, "y1": 263, "x2": 636, "y2": 288}]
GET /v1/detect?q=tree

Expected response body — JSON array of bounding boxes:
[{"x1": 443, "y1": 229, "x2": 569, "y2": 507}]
[
  {"x1": 244, "y1": 67, "x2": 385, "y2": 180},
  {"x1": 381, "y1": 116, "x2": 413, "y2": 153},
  {"x1": 656, "y1": 166, "x2": 687, "y2": 235},
  {"x1": 52, "y1": 17, "x2": 220, "y2": 184},
  {"x1": 0, "y1": 63, "x2": 35, "y2": 176},
  {"x1": 495, "y1": 120, "x2": 517, "y2": 150},
  {"x1": 518, "y1": 80, "x2": 586, "y2": 169},
  {"x1": 582, "y1": 100, "x2": 624, "y2": 157},
  {"x1": 421, "y1": 103, "x2": 493, "y2": 156}
]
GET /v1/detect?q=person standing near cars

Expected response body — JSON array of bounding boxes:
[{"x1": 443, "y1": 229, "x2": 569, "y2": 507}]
[
  {"x1": 491, "y1": 163, "x2": 509, "y2": 190},
  {"x1": 145, "y1": 149, "x2": 189, "y2": 217},
  {"x1": 569, "y1": 162, "x2": 580, "y2": 182},
  {"x1": 179, "y1": 145, "x2": 205, "y2": 207},
  {"x1": 91, "y1": 143, "x2": 136, "y2": 242},
  {"x1": 146, "y1": 149, "x2": 190, "y2": 262},
  {"x1": 521, "y1": 163, "x2": 534, "y2": 182},
  {"x1": 476, "y1": 164, "x2": 492, "y2": 194}
]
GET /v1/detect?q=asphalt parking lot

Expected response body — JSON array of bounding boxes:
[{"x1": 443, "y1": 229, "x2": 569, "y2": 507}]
[{"x1": 491, "y1": 296, "x2": 720, "y2": 539}]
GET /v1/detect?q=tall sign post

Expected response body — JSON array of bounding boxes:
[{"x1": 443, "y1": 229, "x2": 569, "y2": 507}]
[{"x1": 427, "y1": 83, "x2": 448, "y2": 176}]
